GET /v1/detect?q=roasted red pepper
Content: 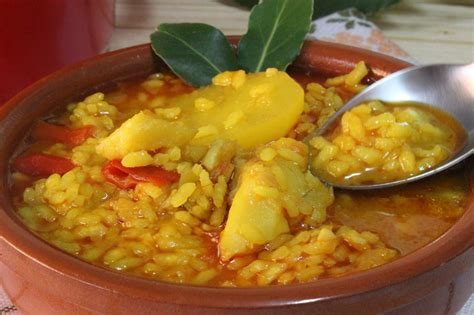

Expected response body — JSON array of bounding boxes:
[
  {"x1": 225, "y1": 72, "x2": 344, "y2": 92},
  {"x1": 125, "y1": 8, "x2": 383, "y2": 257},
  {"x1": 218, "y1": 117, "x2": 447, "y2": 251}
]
[
  {"x1": 12, "y1": 153, "x2": 76, "y2": 177},
  {"x1": 101, "y1": 160, "x2": 180, "y2": 189},
  {"x1": 32, "y1": 121, "x2": 95, "y2": 147}
]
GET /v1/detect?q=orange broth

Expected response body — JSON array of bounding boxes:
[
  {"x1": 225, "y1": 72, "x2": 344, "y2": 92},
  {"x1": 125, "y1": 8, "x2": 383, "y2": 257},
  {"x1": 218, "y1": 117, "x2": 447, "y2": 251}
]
[{"x1": 9, "y1": 70, "x2": 470, "y2": 286}]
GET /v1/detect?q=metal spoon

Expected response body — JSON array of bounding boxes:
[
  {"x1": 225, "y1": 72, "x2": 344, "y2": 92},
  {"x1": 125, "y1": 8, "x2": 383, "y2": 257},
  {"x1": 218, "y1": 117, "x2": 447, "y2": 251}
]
[{"x1": 312, "y1": 63, "x2": 474, "y2": 190}]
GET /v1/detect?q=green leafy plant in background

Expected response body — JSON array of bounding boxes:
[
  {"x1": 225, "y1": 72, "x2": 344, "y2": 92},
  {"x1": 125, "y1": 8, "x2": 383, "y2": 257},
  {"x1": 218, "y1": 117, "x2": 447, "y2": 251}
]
[
  {"x1": 151, "y1": 0, "x2": 313, "y2": 87},
  {"x1": 235, "y1": 0, "x2": 400, "y2": 19}
]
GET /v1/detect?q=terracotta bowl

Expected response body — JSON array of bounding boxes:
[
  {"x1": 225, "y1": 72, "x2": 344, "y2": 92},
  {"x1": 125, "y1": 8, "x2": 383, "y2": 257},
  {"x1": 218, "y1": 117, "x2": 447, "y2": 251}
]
[{"x1": 0, "y1": 40, "x2": 473, "y2": 315}]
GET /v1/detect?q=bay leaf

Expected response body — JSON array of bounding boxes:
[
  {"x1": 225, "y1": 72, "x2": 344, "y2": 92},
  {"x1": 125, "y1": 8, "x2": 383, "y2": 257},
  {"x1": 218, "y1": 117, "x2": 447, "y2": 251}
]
[
  {"x1": 237, "y1": 0, "x2": 313, "y2": 73},
  {"x1": 150, "y1": 23, "x2": 239, "y2": 87}
]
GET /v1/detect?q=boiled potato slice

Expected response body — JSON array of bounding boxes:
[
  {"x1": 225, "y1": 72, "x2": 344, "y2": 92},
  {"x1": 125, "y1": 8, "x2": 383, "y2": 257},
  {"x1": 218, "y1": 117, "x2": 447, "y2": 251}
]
[
  {"x1": 97, "y1": 70, "x2": 304, "y2": 160},
  {"x1": 171, "y1": 70, "x2": 304, "y2": 149},
  {"x1": 219, "y1": 138, "x2": 334, "y2": 261},
  {"x1": 96, "y1": 111, "x2": 196, "y2": 160},
  {"x1": 219, "y1": 161, "x2": 289, "y2": 261}
]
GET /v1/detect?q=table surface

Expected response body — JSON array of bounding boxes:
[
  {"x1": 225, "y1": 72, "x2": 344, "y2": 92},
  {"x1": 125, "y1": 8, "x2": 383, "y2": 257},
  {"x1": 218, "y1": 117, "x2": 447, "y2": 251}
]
[{"x1": 110, "y1": 0, "x2": 473, "y2": 64}]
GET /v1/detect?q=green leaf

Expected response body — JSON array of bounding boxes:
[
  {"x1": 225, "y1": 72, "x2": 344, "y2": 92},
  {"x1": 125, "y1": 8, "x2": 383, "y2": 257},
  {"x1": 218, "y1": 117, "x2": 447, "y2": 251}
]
[
  {"x1": 233, "y1": 0, "x2": 400, "y2": 19},
  {"x1": 339, "y1": 10, "x2": 351, "y2": 17},
  {"x1": 357, "y1": 21, "x2": 372, "y2": 27},
  {"x1": 313, "y1": 0, "x2": 400, "y2": 19},
  {"x1": 327, "y1": 18, "x2": 348, "y2": 23},
  {"x1": 345, "y1": 20, "x2": 355, "y2": 29},
  {"x1": 350, "y1": 8, "x2": 366, "y2": 19},
  {"x1": 237, "y1": 0, "x2": 313, "y2": 73},
  {"x1": 150, "y1": 23, "x2": 239, "y2": 87},
  {"x1": 234, "y1": 0, "x2": 259, "y2": 8}
]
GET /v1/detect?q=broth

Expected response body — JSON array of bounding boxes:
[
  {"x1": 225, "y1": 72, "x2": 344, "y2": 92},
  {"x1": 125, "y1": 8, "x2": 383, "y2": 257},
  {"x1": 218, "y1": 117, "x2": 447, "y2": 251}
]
[{"x1": 9, "y1": 65, "x2": 469, "y2": 287}]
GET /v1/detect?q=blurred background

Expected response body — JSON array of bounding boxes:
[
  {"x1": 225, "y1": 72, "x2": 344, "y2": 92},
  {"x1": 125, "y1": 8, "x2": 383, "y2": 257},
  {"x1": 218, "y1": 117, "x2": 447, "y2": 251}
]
[
  {"x1": 0, "y1": 0, "x2": 472, "y2": 105},
  {"x1": 112, "y1": 0, "x2": 473, "y2": 64},
  {"x1": 0, "y1": 0, "x2": 114, "y2": 104}
]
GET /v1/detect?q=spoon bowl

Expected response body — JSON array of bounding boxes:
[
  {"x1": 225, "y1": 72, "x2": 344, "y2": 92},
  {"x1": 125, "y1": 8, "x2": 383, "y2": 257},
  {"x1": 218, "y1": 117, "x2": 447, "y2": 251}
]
[{"x1": 313, "y1": 63, "x2": 474, "y2": 190}]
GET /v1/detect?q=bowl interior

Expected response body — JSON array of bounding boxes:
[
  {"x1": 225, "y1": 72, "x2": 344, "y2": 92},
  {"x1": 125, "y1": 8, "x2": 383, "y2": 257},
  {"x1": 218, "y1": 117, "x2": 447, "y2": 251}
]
[{"x1": 0, "y1": 40, "x2": 472, "y2": 309}]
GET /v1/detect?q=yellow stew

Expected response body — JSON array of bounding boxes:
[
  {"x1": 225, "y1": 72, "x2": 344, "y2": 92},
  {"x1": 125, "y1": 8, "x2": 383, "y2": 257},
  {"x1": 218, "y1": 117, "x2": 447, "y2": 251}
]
[{"x1": 9, "y1": 63, "x2": 469, "y2": 286}]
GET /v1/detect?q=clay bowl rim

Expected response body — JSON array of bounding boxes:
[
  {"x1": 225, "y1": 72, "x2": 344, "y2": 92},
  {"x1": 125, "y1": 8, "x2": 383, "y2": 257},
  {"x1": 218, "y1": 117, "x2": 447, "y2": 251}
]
[{"x1": 0, "y1": 39, "x2": 473, "y2": 309}]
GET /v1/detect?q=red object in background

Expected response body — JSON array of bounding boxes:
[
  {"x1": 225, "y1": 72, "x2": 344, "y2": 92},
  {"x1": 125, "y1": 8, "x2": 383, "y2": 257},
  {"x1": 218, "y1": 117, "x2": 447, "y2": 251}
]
[{"x1": 0, "y1": 0, "x2": 114, "y2": 105}]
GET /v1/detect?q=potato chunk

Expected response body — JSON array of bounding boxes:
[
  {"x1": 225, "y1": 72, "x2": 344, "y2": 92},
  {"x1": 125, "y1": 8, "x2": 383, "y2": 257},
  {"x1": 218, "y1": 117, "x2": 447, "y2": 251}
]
[
  {"x1": 97, "y1": 71, "x2": 303, "y2": 160},
  {"x1": 219, "y1": 161, "x2": 289, "y2": 261},
  {"x1": 171, "y1": 70, "x2": 304, "y2": 149},
  {"x1": 219, "y1": 138, "x2": 334, "y2": 261},
  {"x1": 96, "y1": 111, "x2": 196, "y2": 160}
]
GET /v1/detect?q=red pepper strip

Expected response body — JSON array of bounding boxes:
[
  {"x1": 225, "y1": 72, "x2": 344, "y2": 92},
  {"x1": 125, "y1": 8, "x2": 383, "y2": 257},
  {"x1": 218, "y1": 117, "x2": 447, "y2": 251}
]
[
  {"x1": 12, "y1": 153, "x2": 76, "y2": 177},
  {"x1": 32, "y1": 121, "x2": 95, "y2": 147},
  {"x1": 101, "y1": 160, "x2": 180, "y2": 189}
]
